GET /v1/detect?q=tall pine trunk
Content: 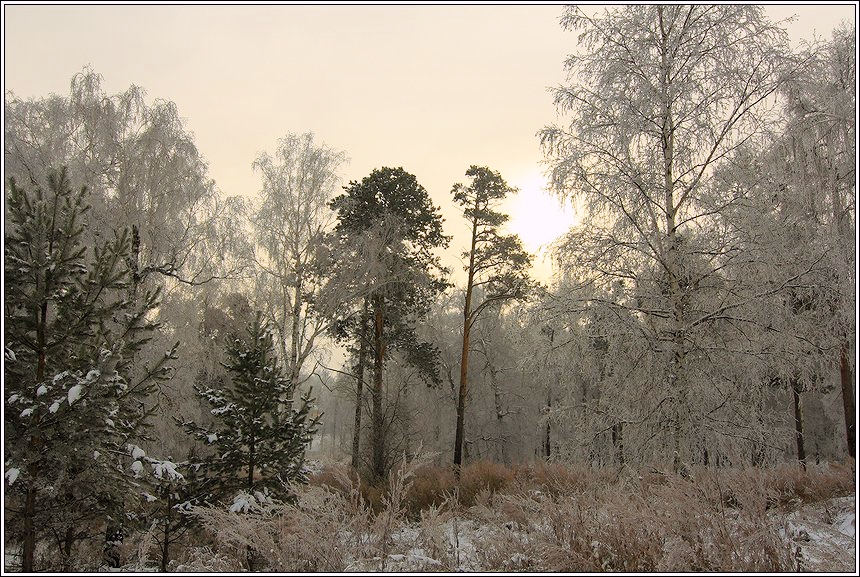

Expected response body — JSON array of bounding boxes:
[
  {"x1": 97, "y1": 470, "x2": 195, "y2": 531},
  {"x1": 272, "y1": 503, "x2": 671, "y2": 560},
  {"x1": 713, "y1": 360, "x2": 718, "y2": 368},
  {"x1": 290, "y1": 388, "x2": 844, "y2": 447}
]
[
  {"x1": 352, "y1": 297, "x2": 370, "y2": 470},
  {"x1": 453, "y1": 311, "x2": 471, "y2": 472},
  {"x1": 371, "y1": 295, "x2": 386, "y2": 481},
  {"x1": 454, "y1": 210, "x2": 479, "y2": 473},
  {"x1": 839, "y1": 342, "x2": 855, "y2": 458},
  {"x1": 792, "y1": 377, "x2": 806, "y2": 469}
]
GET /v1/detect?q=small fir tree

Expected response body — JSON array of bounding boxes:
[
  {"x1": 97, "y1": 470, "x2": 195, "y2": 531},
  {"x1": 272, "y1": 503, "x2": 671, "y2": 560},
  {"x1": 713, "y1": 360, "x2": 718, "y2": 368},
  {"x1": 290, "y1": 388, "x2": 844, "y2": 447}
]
[
  {"x1": 136, "y1": 451, "x2": 212, "y2": 572},
  {"x1": 180, "y1": 313, "x2": 321, "y2": 504}
]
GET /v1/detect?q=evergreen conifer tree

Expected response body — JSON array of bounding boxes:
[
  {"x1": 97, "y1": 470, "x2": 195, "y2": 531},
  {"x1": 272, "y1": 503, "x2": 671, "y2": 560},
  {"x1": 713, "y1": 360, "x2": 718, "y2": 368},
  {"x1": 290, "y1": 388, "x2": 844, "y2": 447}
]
[
  {"x1": 4, "y1": 167, "x2": 177, "y2": 571},
  {"x1": 180, "y1": 313, "x2": 321, "y2": 504}
]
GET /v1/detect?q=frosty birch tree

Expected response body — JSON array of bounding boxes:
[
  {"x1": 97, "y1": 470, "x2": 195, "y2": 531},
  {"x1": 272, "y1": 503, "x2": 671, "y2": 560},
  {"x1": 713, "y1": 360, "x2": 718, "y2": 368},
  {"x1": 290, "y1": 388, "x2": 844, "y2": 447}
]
[
  {"x1": 776, "y1": 24, "x2": 856, "y2": 457},
  {"x1": 450, "y1": 166, "x2": 532, "y2": 471},
  {"x1": 4, "y1": 70, "x2": 251, "y2": 470},
  {"x1": 541, "y1": 5, "x2": 800, "y2": 471},
  {"x1": 4, "y1": 69, "x2": 249, "y2": 290},
  {"x1": 700, "y1": 23, "x2": 856, "y2": 466},
  {"x1": 251, "y1": 132, "x2": 348, "y2": 398}
]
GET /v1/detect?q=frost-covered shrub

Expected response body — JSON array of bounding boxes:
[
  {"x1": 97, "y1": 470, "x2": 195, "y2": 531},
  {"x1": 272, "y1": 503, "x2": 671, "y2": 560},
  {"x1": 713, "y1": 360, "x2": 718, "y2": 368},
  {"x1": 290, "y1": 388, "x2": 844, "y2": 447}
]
[{"x1": 190, "y1": 454, "x2": 435, "y2": 571}]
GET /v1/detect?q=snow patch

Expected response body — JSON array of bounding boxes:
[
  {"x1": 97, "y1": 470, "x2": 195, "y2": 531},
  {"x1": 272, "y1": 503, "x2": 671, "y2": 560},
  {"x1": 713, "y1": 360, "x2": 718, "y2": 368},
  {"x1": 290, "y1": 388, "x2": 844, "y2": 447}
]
[
  {"x1": 152, "y1": 460, "x2": 183, "y2": 481},
  {"x1": 130, "y1": 460, "x2": 144, "y2": 477},
  {"x1": 229, "y1": 493, "x2": 254, "y2": 513},
  {"x1": 67, "y1": 384, "x2": 83, "y2": 405},
  {"x1": 49, "y1": 401, "x2": 61, "y2": 413},
  {"x1": 5, "y1": 468, "x2": 20, "y2": 485},
  {"x1": 36, "y1": 385, "x2": 47, "y2": 396},
  {"x1": 19, "y1": 408, "x2": 33, "y2": 418},
  {"x1": 128, "y1": 444, "x2": 146, "y2": 460},
  {"x1": 787, "y1": 494, "x2": 855, "y2": 572},
  {"x1": 835, "y1": 509, "x2": 855, "y2": 538}
]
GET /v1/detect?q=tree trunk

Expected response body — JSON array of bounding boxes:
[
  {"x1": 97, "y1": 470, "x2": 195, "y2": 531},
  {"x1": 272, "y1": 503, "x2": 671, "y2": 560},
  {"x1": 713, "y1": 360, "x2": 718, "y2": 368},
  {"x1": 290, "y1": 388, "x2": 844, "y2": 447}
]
[
  {"x1": 612, "y1": 422, "x2": 624, "y2": 466},
  {"x1": 840, "y1": 342, "x2": 855, "y2": 458},
  {"x1": 61, "y1": 525, "x2": 75, "y2": 572},
  {"x1": 351, "y1": 298, "x2": 370, "y2": 470},
  {"x1": 288, "y1": 254, "x2": 304, "y2": 406},
  {"x1": 160, "y1": 496, "x2": 172, "y2": 573},
  {"x1": 792, "y1": 377, "x2": 806, "y2": 469},
  {"x1": 489, "y1": 364, "x2": 509, "y2": 465},
  {"x1": 371, "y1": 295, "x2": 386, "y2": 481},
  {"x1": 658, "y1": 7, "x2": 688, "y2": 475},
  {"x1": 245, "y1": 438, "x2": 256, "y2": 571},
  {"x1": 752, "y1": 395, "x2": 766, "y2": 467},
  {"x1": 23, "y1": 295, "x2": 49, "y2": 572},
  {"x1": 129, "y1": 224, "x2": 141, "y2": 299},
  {"x1": 247, "y1": 435, "x2": 256, "y2": 491},
  {"x1": 454, "y1": 212, "x2": 479, "y2": 473},
  {"x1": 544, "y1": 387, "x2": 552, "y2": 460},
  {"x1": 22, "y1": 486, "x2": 36, "y2": 572},
  {"x1": 453, "y1": 313, "x2": 471, "y2": 472}
]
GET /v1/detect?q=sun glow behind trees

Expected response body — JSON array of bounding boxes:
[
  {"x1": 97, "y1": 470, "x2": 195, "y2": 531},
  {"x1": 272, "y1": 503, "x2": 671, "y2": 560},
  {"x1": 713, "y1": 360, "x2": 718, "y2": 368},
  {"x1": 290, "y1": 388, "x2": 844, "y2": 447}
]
[{"x1": 504, "y1": 171, "x2": 578, "y2": 280}]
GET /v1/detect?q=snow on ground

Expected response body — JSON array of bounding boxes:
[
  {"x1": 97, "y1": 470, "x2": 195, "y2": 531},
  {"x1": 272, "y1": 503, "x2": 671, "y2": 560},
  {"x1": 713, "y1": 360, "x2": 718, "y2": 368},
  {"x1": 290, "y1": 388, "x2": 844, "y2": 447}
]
[
  {"x1": 345, "y1": 517, "x2": 485, "y2": 572},
  {"x1": 345, "y1": 495, "x2": 856, "y2": 573},
  {"x1": 787, "y1": 495, "x2": 855, "y2": 573},
  {"x1": 4, "y1": 493, "x2": 854, "y2": 572}
]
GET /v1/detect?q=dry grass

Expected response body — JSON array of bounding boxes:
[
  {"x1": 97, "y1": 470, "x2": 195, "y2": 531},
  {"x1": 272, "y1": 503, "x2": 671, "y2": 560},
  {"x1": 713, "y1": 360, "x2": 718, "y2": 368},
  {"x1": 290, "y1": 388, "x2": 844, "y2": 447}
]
[
  {"x1": 191, "y1": 458, "x2": 854, "y2": 572},
  {"x1": 471, "y1": 469, "x2": 808, "y2": 572}
]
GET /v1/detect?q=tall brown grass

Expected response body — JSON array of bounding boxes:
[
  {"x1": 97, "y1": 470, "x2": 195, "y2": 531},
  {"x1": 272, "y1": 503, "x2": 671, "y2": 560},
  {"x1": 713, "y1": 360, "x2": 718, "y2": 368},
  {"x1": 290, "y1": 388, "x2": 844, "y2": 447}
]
[{"x1": 187, "y1": 458, "x2": 853, "y2": 572}]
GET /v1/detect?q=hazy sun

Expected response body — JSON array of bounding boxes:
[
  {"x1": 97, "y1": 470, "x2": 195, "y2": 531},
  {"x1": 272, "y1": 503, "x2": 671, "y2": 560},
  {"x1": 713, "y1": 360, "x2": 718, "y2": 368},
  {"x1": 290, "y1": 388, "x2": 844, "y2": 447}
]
[{"x1": 504, "y1": 172, "x2": 577, "y2": 254}]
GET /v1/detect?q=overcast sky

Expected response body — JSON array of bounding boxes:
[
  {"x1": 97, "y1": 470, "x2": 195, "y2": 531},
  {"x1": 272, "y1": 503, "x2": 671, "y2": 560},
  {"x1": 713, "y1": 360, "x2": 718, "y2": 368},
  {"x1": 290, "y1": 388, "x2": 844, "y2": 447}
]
[{"x1": 3, "y1": 3, "x2": 855, "y2": 281}]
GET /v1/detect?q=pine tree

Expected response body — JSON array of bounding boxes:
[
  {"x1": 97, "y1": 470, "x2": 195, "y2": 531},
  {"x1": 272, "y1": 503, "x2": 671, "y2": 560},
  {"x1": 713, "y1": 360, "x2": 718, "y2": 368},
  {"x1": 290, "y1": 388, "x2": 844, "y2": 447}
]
[
  {"x1": 3, "y1": 167, "x2": 177, "y2": 572},
  {"x1": 329, "y1": 167, "x2": 449, "y2": 480},
  {"x1": 137, "y1": 451, "x2": 211, "y2": 572},
  {"x1": 180, "y1": 313, "x2": 321, "y2": 504},
  {"x1": 450, "y1": 166, "x2": 533, "y2": 471}
]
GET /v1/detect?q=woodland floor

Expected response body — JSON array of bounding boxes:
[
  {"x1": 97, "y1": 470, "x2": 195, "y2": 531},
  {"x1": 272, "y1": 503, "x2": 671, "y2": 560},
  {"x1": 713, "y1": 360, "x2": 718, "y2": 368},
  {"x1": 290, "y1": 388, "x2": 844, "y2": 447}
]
[{"x1": 4, "y1": 460, "x2": 856, "y2": 573}]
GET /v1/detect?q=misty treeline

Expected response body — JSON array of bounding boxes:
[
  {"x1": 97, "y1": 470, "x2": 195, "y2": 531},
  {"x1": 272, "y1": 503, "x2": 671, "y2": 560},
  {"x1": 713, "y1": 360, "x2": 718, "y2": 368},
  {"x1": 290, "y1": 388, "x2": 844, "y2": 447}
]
[{"x1": 2, "y1": 5, "x2": 854, "y2": 573}]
